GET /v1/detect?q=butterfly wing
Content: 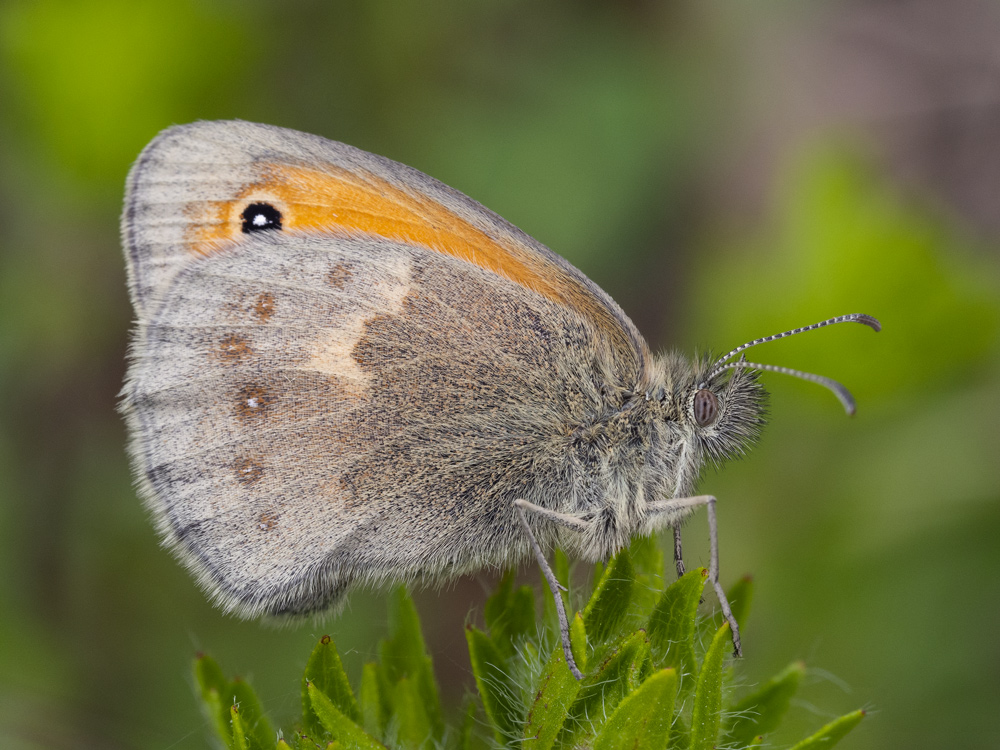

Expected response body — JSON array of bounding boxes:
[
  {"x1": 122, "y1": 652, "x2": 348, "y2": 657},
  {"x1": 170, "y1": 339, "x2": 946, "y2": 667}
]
[
  {"x1": 124, "y1": 120, "x2": 648, "y2": 365},
  {"x1": 121, "y1": 121, "x2": 650, "y2": 616}
]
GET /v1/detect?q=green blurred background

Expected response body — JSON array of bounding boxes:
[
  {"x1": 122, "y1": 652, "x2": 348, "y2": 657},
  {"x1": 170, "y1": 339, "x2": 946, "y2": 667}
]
[{"x1": 1, "y1": 1, "x2": 998, "y2": 748}]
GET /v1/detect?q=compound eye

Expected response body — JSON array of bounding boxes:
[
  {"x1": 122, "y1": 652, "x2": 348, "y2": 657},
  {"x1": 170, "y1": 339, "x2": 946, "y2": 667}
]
[{"x1": 693, "y1": 389, "x2": 719, "y2": 427}]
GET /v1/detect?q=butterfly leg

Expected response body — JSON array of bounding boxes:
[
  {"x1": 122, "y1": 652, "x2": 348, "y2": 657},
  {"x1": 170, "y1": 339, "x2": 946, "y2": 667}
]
[
  {"x1": 673, "y1": 525, "x2": 686, "y2": 577},
  {"x1": 647, "y1": 494, "x2": 742, "y2": 657},
  {"x1": 514, "y1": 499, "x2": 585, "y2": 680}
]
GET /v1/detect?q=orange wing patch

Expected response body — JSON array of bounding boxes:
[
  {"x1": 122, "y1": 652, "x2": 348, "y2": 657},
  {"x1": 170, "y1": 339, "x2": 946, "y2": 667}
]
[{"x1": 187, "y1": 163, "x2": 574, "y2": 307}]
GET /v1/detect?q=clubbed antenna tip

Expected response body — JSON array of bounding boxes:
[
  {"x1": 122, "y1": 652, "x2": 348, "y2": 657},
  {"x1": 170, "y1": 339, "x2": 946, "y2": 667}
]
[{"x1": 855, "y1": 314, "x2": 882, "y2": 333}]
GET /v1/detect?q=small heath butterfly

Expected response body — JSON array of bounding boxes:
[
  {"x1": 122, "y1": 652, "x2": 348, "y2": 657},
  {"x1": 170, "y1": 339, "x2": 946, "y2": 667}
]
[{"x1": 120, "y1": 121, "x2": 879, "y2": 679}]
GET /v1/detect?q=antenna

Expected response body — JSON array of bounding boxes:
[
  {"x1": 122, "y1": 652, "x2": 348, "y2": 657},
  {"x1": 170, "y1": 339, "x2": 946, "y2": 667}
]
[{"x1": 701, "y1": 313, "x2": 881, "y2": 415}]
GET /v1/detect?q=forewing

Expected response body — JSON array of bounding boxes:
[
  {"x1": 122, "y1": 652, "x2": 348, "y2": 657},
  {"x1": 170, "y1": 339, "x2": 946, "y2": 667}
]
[{"x1": 122, "y1": 120, "x2": 648, "y2": 374}]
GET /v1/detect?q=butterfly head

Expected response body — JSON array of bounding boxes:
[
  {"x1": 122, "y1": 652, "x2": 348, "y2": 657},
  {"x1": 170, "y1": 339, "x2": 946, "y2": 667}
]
[
  {"x1": 649, "y1": 313, "x2": 880, "y2": 471},
  {"x1": 644, "y1": 351, "x2": 766, "y2": 473}
]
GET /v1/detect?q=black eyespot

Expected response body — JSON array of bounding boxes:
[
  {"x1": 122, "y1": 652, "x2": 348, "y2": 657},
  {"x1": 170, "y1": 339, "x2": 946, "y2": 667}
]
[
  {"x1": 693, "y1": 389, "x2": 719, "y2": 427},
  {"x1": 241, "y1": 202, "x2": 282, "y2": 233}
]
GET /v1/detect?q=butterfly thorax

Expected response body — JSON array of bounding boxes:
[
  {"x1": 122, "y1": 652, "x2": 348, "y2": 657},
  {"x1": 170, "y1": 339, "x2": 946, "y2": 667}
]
[{"x1": 556, "y1": 352, "x2": 766, "y2": 561}]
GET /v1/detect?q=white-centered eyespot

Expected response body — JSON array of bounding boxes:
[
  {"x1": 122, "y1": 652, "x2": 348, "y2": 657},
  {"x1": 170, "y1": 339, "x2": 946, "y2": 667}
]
[{"x1": 241, "y1": 202, "x2": 283, "y2": 233}]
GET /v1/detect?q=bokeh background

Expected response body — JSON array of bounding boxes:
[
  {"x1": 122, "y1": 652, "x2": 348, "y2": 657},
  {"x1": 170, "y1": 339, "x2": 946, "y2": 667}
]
[{"x1": 1, "y1": 1, "x2": 998, "y2": 748}]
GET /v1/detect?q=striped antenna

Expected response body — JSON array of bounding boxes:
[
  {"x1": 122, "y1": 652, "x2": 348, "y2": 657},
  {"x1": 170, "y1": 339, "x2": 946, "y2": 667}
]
[{"x1": 701, "y1": 314, "x2": 881, "y2": 415}]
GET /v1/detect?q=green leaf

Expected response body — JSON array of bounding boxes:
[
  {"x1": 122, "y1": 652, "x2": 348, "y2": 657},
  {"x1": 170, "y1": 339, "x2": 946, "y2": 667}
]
[
  {"x1": 509, "y1": 585, "x2": 537, "y2": 646},
  {"x1": 193, "y1": 653, "x2": 232, "y2": 745},
  {"x1": 194, "y1": 652, "x2": 228, "y2": 702},
  {"x1": 230, "y1": 704, "x2": 249, "y2": 750},
  {"x1": 632, "y1": 644, "x2": 653, "y2": 693},
  {"x1": 307, "y1": 682, "x2": 385, "y2": 750},
  {"x1": 187, "y1": 550, "x2": 863, "y2": 750},
  {"x1": 593, "y1": 668, "x2": 678, "y2": 750},
  {"x1": 725, "y1": 661, "x2": 805, "y2": 745},
  {"x1": 380, "y1": 587, "x2": 429, "y2": 682},
  {"x1": 689, "y1": 623, "x2": 730, "y2": 750},
  {"x1": 379, "y1": 588, "x2": 442, "y2": 737},
  {"x1": 202, "y1": 690, "x2": 231, "y2": 748},
  {"x1": 230, "y1": 678, "x2": 273, "y2": 750},
  {"x1": 458, "y1": 697, "x2": 487, "y2": 750},
  {"x1": 465, "y1": 625, "x2": 520, "y2": 742},
  {"x1": 359, "y1": 662, "x2": 387, "y2": 740},
  {"x1": 570, "y1": 611, "x2": 587, "y2": 674},
  {"x1": 391, "y1": 677, "x2": 434, "y2": 750},
  {"x1": 788, "y1": 709, "x2": 866, "y2": 750},
  {"x1": 484, "y1": 571, "x2": 514, "y2": 635},
  {"x1": 629, "y1": 534, "x2": 664, "y2": 580},
  {"x1": 522, "y1": 643, "x2": 581, "y2": 750},
  {"x1": 302, "y1": 634, "x2": 360, "y2": 737},
  {"x1": 553, "y1": 548, "x2": 569, "y2": 588},
  {"x1": 583, "y1": 548, "x2": 635, "y2": 643},
  {"x1": 484, "y1": 571, "x2": 536, "y2": 656},
  {"x1": 560, "y1": 630, "x2": 651, "y2": 747},
  {"x1": 647, "y1": 567, "x2": 708, "y2": 676},
  {"x1": 629, "y1": 535, "x2": 665, "y2": 622},
  {"x1": 667, "y1": 714, "x2": 690, "y2": 750}
]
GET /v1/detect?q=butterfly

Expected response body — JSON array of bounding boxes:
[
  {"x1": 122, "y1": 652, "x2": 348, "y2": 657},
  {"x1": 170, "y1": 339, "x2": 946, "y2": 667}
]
[{"x1": 120, "y1": 120, "x2": 879, "y2": 678}]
